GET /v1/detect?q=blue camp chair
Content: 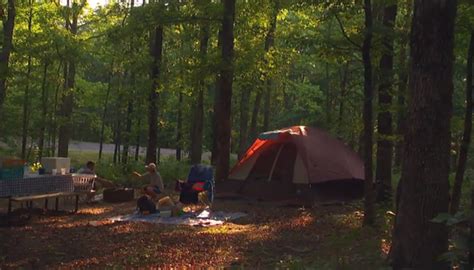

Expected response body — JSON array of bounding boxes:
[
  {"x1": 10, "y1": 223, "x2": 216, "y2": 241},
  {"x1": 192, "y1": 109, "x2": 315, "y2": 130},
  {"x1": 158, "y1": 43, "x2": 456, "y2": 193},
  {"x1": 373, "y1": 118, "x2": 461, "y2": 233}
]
[{"x1": 177, "y1": 164, "x2": 214, "y2": 205}]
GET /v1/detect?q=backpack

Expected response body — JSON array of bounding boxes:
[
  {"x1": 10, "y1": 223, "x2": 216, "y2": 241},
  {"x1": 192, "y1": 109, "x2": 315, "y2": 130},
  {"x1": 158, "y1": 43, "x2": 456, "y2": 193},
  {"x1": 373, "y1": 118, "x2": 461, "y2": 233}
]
[{"x1": 137, "y1": 195, "x2": 157, "y2": 214}]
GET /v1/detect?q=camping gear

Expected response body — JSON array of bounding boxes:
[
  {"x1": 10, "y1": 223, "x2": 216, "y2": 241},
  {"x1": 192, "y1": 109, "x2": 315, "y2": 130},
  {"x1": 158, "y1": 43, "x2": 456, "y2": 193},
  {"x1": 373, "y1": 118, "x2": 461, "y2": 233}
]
[
  {"x1": 178, "y1": 164, "x2": 214, "y2": 205},
  {"x1": 103, "y1": 188, "x2": 134, "y2": 203},
  {"x1": 158, "y1": 196, "x2": 175, "y2": 208},
  {"x1": 136, "y1": 195, "x2": 157, "y2": 214},
  {"x1": 40, "y1": 157, "x2": 70, "y2": 174},
  {"x1": 226, "y1": 126, "x2": 365, "y2": 201}
]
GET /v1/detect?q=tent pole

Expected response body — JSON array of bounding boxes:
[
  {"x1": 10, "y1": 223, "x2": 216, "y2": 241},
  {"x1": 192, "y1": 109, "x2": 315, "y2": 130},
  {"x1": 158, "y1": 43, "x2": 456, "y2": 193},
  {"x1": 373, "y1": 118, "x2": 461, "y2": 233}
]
[{"x1": 268, "y1": 144, "x2": 284, "y2": 182}]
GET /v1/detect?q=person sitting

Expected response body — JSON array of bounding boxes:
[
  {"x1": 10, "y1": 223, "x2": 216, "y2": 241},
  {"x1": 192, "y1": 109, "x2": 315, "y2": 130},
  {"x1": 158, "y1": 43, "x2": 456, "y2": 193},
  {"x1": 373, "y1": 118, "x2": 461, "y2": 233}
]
[
  {"x1": 78, "y1": 161, "x2": 96, "y2": 175},
  {"x1": 78, "y1": 161, "x2": 116, "y2": 190},
  {"x1": 132, "y1": 163, "x2": 165, "y2": 200}
]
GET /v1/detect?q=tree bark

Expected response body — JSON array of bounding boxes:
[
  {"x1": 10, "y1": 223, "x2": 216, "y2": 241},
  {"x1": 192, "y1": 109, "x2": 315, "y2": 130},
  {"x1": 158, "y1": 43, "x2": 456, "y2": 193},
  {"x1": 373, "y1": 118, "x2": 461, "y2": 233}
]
[
  {"x1": 190, "y1": 23, "x2": 209, "y2": 164},
  {"x1": 362, "y1": 0, "x2": 375, "y2": 226},
  {"x1": 135, "y1": 118, "x2": 141, "y2": 161},
  {"x1": 215, "y1": 0, "x2": 235, "y2": 182},
  {"x1": 375, "y1": 4, "x2": 397, "y2": 203},
  {"x1": 0, "y1": 0, "x2": 15, "y2": 117},
  {"x1": 391, "y1": 1, "x2": 458, "y2": 268},
  {"x1": 50, "y1": 63, "x2": 63, "y2": 157},
  {"x1": 262, "y1": 1, "x2": 279, "y2": 131},
  {"x1": 57, "y1": 4, "x2": 79, "y2": 158},
  {"x1": 38, "y1": 62, "x2": 50, "y2": 160},
  {"x1": 449, "y1": 31, "x2": 474, "y2": 215},
  {"x1": 146, "y1": 25, "x2": 163, "y2": 164}
]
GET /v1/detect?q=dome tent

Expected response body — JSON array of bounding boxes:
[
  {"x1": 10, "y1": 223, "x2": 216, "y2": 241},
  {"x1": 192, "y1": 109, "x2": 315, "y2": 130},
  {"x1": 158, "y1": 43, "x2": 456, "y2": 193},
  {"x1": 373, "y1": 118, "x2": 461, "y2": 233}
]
[{"x1": 226, "y1": 126, "x2": 365, "y2": 201}]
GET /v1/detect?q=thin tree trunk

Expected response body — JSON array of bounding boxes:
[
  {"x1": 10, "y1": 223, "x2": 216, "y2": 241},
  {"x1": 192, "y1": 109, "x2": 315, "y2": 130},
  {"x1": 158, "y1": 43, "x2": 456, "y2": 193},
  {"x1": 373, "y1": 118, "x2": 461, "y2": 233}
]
[
  {"x1": 211, "y1": 29, "x2": 223, "y2": 166},
  {"x1": 362, "y1": 0, "x2": 375, "y2": 226},
  {"x1": 122, "y1": 101, "x2": 133, "y2": 164},
  {"x1": 450, "y1": 31, "x2": 474, "y2": 215},
  {"x1": 391, "y1": 1, "x2": 457, "y2": 268},
  {"x1": 262, "y1": 1, "x2": 279, "y2": 131},
  {"x1": 50, "y1": 63, "x2": 63, "y2": 157},
  {"x1": 375, "y1": 4, "x2": 397, "y2": 203},
  {"x1": 215, "y1": 0, "x2": 235, "y2": 182},
  {"x1": 394, "y1": 0, "x2": 411, "y2": 167},
  {"x1": 249, "y1": 91, "x2": 262, "y2": 140},
  {"x1": 176, "y1": 92, "x2": 183, "y2": 161},
  {"x1": 146, "y1": 25, "x2": 163, "y2": 164},
  {"x1": 38, "y1": 62, "x2": 50, "y2": 160},
  {"x1": 190, "y1": 22, "x2": 209, "y2": 164},
  {"x1": 99, "y1": 74, "x2": 112, "y2": 161},
  {"x1": 21, "y1": 2, "x2": 33, "y2": 160},
  {"x1": 238, "y1": 85, "x2": 250, "y2": 159},
  {"x1": 0, "y1": 0, "x2": 15, "y2": 117},
  {"x1": 338, "y1": 63, "x2": 349, "y2": 133},
  {"x1": 135, "y1": 118, "x2": 141, "y2": 161},
  {"x1": 58, "y1": 5, "x2": 79, "y2": 157}
]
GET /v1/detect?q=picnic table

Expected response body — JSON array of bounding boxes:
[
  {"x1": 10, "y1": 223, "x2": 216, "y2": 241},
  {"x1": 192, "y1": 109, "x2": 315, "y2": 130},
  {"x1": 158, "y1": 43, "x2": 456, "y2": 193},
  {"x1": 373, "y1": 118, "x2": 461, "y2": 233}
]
[{"x1": 0, "y1": 174, "x2": 96, "y2": 215}]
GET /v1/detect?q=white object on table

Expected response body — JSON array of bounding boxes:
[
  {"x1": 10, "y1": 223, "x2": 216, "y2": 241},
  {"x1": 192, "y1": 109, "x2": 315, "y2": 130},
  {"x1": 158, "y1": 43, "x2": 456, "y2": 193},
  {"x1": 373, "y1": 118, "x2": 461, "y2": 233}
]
[
  {"x1": 52, "y1": 169, "x2": 57, "y2": 175},
  {"x1": 60, "y1": 168, "x2": 66, "y2": 175}
]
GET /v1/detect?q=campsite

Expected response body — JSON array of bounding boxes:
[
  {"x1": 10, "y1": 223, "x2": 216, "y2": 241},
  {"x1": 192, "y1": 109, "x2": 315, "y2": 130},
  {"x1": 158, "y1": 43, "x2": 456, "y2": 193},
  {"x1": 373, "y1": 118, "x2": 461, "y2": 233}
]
[{"x1": 0, "y1": 0, "x2": 473, "y2": 269}]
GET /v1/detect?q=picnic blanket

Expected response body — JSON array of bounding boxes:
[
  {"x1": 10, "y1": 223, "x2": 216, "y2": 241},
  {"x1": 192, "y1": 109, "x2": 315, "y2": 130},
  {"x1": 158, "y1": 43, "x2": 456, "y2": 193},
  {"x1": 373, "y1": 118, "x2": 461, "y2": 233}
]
[{"x1": 109, "y1": 209, "x2": 247, "y2": 227}]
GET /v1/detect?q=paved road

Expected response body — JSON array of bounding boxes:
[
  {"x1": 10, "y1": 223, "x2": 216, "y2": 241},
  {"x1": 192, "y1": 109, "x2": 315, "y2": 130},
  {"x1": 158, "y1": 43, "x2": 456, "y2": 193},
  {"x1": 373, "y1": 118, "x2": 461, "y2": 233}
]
[{"x1": 69, "y1": 140, "x2": 213, "y2": 160}]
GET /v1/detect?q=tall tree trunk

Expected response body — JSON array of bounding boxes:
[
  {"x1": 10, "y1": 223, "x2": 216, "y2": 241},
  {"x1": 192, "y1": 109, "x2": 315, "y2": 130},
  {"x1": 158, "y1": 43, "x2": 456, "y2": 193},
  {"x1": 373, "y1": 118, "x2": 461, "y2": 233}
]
[
  {"x1": 362, "y1": 0, "x2": 375, "y2": 226},
  {"x1": 215, "y1": 0, "x2": 235, "y2": 182},
  {"x1": 21, "y1": 2, "x2": 33, "y2": 160},
  {"x1": 450, "y1": 31, "x2": 474, "y2": 215},
  {"x1": 190, "y1": 22, "x2": 209, "y2": 164},
  {"x1": 146, "y1": 25, "x2": 163, "y2": 164},
  {"x1": 0, "y1": 0, "x2": 15, "y2": 118},
  {"x1": 99, "y1": 74, "x2": 112, "y2": 161},
  {"x1": 249, "y1": 91, "x2": 262, "y2": 140},
  {"x1": 375, "y1": 4, "x2": 397, "y2": 203},
  {"x1": 394, "y1": 0, "x2": 411, "y2": 167},
  {"x1": 262, "y1": 1, "x2": 279, "y2": 131},
  {"x1": 238, "y1": 85, "x2": 250, "y2": 159},
  {"x1": 176, "y1": 92, "x2": 183, "y2": 161},
  {"x1": 57, "y1": 5, "x2": 78, "y2": 158},
  {"x1": 391, "y1": 1, "x2": 457, "y2": 268},
  {"x1": 38, "y1": 62, "x2": 49, "y2": 160}
]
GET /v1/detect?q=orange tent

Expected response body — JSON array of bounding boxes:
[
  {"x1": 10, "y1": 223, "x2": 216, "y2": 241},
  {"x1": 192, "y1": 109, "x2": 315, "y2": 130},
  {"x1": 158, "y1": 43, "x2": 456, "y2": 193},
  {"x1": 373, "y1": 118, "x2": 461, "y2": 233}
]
[{"x1": 227, "y1": 126, "x2": 364, "y2": 200}]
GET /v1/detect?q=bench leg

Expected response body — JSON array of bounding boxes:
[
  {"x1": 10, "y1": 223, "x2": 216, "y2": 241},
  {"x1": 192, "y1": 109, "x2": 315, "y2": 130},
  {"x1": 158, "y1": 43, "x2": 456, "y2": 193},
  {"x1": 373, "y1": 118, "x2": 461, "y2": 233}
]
[
  {"x1": 44, "y1": 198, "x2": 48, "y2": 210},
  {"x1": 74, "y1": 195, "x2": 79, "y2": 213},
  {"x1": 55, "y1": 197, "x2": 59, "y2": 211},
  {"x1": 8, "y1": 198, "x2": 12, "y2": 214}
]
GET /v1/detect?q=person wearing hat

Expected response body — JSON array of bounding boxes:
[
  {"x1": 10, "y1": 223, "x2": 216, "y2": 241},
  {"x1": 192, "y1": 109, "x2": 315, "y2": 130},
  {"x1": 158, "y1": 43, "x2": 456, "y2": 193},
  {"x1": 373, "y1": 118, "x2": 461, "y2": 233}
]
[{"x1": 132, "y1": 163, "x2": 164, "y2": 199}]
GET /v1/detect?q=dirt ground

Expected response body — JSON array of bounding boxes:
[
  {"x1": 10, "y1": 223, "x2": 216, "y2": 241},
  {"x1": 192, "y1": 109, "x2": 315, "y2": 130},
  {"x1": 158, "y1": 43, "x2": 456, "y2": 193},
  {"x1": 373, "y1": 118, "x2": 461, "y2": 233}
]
[{"x1": 0, "y1": 196, "x2": 390, "y2": 269}]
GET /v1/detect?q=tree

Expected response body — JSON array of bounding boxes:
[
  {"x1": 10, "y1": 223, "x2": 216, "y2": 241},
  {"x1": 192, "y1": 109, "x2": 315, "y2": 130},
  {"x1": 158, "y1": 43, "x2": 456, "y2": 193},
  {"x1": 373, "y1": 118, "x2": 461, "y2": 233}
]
[
  {"x1": 450, "y1": 30, "x2": 474, "y2": 215},
  {"x1": 0, "y1": 0, "x2": 16, "y2": 121},
  {"x1": 362, "y1": 0, "x2": 375, "y2": 226},
  {"x1": 375, "y1": 3, "x2": 397, "y2": 203},
  {"x1": 146, "y1": 24, "x2": 164, "y2": 164},
  {"x1": 215, "y1": 0, "x2": 235, "y2": 182},
  {"x1": 391, "y1": 0, "x2": 458, "y2": 268}
]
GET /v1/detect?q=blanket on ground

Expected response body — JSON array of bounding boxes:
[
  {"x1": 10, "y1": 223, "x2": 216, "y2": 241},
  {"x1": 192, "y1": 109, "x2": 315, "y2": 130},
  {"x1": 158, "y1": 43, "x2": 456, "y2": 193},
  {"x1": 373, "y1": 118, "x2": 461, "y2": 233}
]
[{"x1": 108, "y1": 209, "x2": 247, "y2": 227}]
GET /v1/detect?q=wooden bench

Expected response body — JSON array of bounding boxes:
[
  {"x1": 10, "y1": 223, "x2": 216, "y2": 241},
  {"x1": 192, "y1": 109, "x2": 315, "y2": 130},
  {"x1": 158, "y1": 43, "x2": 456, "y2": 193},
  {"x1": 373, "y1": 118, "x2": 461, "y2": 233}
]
[
  {"x1": 2, "y1": 174, "x2": 96, "y2": 215},
  {"x1": 8, "y1": 192, "x2": 81, "y2": 213}
]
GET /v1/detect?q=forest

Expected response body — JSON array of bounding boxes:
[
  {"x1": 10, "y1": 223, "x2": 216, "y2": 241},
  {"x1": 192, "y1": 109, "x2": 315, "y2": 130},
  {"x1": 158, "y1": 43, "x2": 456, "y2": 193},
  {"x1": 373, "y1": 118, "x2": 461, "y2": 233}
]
[{"x1": 0, "y1": 0, "x2": 473, "y2": 269}]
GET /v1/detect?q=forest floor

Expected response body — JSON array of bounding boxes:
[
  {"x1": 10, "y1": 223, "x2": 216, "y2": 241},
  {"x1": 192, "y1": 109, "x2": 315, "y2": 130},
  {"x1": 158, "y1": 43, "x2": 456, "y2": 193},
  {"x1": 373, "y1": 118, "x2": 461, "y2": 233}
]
[{"x1": 0, "y1": 195, "x2": 391, "y2": 269}]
